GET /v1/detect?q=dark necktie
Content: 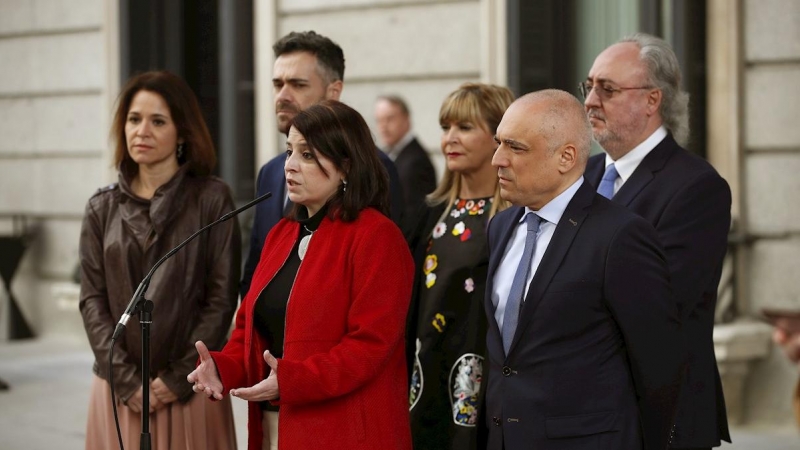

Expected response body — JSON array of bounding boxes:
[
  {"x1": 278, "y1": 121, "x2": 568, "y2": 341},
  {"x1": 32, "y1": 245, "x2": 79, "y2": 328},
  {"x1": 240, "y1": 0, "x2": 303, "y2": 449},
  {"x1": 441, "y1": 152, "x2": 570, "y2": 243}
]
[
  {"x1": 502, "y1": 213, "x2": 542, "y2": 355},
  {"x1": 597, "y1": 163, "x2": 619, "y2": 199}
]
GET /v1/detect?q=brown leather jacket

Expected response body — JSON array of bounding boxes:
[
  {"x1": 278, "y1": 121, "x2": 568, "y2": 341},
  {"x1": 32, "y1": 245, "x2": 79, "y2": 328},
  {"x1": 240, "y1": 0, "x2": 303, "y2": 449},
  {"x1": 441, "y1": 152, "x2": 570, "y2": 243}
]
[{"x1": 79, "y1": 167, "x2": 241, "y2": 402}]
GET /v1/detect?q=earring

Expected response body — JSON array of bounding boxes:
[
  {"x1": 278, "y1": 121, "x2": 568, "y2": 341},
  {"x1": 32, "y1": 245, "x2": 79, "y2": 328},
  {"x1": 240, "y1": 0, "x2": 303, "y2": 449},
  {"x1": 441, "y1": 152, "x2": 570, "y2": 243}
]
[
  {"x1": 177, "y1": 143, "x2": 185, "y2": 159},
  {"x1": 342, "y1": 179, "x2": 348, "y2": 192}
]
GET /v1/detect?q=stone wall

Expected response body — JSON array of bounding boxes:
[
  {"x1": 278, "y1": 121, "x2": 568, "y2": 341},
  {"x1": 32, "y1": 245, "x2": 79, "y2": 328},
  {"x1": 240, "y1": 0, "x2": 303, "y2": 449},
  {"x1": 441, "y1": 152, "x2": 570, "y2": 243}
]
[
  {"x1": 266, "y1": 0, "x2": 492, "y2": 174},
  {"x1": 0, "y1": 0, "x2": 114, "y2": 340},
  {"x1": 740, "y1": 0, "x2": 800, "y2": 425}
]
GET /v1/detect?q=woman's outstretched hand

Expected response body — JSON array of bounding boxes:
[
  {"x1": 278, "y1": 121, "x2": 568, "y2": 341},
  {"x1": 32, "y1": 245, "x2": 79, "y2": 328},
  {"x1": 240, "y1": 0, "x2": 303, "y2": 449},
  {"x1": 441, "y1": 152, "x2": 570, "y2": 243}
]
[
  {"x1": 230, "y1": 350, "x2": 280, "y2": 402},
  {"x1": 187, "y1": 340, "x2": 224, "y2": 400}
]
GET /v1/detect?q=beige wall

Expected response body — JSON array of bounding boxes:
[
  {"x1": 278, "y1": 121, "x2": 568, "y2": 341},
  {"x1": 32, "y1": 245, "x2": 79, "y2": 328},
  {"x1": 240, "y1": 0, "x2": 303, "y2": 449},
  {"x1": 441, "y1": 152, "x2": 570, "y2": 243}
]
[
  {"x1": 708, "y1": 0, "x2": 800, "y2": 426},
  {"x1": 257, "y1": 0, "x2": 500, "y2": 176},
  {"x1": 0, "y1": 0, "x2": 117, "y2": 339},
  {"x1": 0, "y1": 0, "x2": 500, "y2": 337}
]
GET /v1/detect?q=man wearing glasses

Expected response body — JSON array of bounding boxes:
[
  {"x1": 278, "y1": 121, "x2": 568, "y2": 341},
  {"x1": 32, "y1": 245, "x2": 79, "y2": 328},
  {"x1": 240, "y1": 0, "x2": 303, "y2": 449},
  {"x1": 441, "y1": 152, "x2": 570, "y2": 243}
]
[{"x1": 582, "y1": 33, "x2": 732, "y2": 450}]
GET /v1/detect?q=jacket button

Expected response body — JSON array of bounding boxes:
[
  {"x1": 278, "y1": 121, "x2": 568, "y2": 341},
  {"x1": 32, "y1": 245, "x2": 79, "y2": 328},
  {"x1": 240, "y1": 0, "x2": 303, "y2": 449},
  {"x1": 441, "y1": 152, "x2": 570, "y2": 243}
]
[
  {"x1": 492, "y1": 417, "x2": 501, "y2": 426},
  {"x1": 502, "y1": 366, "x2": 512, "y2": 376}
]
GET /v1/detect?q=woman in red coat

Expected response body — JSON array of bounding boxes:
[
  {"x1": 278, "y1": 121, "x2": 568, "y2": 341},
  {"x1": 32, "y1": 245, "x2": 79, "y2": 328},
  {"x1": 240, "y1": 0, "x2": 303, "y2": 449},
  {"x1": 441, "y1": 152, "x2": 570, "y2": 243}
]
[{"x1": 189, "y1": 100, "x2": 414, "y2": 450}]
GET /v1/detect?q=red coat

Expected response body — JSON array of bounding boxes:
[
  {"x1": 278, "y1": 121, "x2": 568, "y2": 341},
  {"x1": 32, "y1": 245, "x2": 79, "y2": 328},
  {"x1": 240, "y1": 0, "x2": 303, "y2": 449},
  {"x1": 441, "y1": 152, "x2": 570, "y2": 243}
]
[{"x1": 211, "y1": 208, "x2": 414, "y2": 449}]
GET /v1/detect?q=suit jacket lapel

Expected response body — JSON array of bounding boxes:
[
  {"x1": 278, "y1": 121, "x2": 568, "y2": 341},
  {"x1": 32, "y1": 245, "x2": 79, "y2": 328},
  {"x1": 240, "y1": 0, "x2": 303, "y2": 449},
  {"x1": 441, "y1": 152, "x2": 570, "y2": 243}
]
[
  {"x1": 586, "y1": 155, "x2": 604, "y2": 188},
  {"x1": 486, "y1": 207, "x2": 525, "y2": 347},
  {"x1": 488, "y1": 208, "x2": 525, "y2": 281},
  {"x1": 612, "y1": 134, "x2": 676, "y2": 207},
  {"x1": 508, "y1": 182, "x2": 594, "y2": 355}
]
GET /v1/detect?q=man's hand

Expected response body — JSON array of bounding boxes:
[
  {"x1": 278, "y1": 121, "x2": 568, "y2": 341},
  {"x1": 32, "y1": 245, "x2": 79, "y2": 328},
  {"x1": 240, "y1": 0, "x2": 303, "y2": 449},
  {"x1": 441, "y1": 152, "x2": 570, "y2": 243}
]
[{"x1": 773, "y1": 328, "x2": 800, "y2": 365}]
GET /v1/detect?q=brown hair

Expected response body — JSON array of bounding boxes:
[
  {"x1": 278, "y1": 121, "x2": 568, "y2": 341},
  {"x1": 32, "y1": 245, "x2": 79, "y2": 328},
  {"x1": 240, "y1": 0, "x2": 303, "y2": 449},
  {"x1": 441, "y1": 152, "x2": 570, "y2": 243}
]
[
  {"x1": 288, "y1": 100, "x2": 389, "y2": 222},
  {"x1": 273, "y1": 31, "x2": 345, "y2": 84},
  {"x1": 111, "y1": 71, "x2": 216, "y2": 178},
  {"x1": 376, "y1": 94, "x2": 410, "y2": 117},
  {"x1": 427, "y1": 82, "x2": 515, "y2": 219}
]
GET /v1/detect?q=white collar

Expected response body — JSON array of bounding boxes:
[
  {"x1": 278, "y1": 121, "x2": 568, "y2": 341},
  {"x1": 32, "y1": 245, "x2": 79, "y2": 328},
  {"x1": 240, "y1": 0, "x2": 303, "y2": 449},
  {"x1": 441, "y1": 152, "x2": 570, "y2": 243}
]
[
  {"x1": 604, "y1": 126, "x2": 667, "y2": 183},
  {"x1": 521, "y1": 177, "x2": 584, "y2": 226},
  {"x1": 383, "y1": 131, "x2": 415, "y2": 160}
]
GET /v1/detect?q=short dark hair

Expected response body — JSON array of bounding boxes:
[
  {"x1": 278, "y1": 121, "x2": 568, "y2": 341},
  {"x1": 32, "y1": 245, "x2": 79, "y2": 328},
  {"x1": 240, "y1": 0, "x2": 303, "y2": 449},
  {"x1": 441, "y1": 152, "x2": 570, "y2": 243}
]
[
  {"x1": 288, "y1": 100, "x2": 389, "y2": 222},
  {"x1": 111, "y1": 71, "x2": 216, "y2": 178},
  {"x1": 376, "y1": 95, "x2": 410, "y2": 117},
  {"x1": 273, "y1": 31, "x2": 345, "y2": 84}
]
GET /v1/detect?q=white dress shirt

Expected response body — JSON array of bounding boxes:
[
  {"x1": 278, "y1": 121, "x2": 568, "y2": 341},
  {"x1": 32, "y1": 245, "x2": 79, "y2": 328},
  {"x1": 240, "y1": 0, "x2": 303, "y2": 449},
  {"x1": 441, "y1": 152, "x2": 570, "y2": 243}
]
[
  {"x1": 604, "y1": 126, "x2": 667, "y2": 196},
  {"x1": 492, "y1": 177, "x2": 584, "y2": 329}
]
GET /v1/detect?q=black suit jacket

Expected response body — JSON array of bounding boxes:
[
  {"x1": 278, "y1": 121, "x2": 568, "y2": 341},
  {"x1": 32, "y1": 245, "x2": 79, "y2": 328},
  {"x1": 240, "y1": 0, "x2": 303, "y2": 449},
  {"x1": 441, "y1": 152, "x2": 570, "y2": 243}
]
[
  {"x1": 586, "y1": 134, "x2": 732, "y2": 447},
  {"x1": 392, "y1": 137, "x2": 437, "y2": 233},
  {"x1": 240, "y1": 149, "x2": 405, "y2": 298},
  {"x1": 484, "y1": 181, "x2": 685, "y2": 450}
]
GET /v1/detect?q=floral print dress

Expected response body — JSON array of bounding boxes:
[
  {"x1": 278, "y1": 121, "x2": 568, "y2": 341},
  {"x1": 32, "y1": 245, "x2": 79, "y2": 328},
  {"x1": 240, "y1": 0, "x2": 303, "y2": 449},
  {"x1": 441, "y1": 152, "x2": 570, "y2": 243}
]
[{"x1": 409, "y1": 197, "x2": 492, "y2": 450}]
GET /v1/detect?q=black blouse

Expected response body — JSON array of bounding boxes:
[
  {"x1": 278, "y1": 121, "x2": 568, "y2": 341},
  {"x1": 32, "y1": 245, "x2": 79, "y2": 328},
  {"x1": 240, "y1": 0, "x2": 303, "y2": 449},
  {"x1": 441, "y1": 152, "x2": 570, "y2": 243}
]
[
  {"x1": 253, "y1": 206, "x2": 326, "y2": 412},
  {"x1": 253, "y1": 206, "x2": 326, "y2": 356}
]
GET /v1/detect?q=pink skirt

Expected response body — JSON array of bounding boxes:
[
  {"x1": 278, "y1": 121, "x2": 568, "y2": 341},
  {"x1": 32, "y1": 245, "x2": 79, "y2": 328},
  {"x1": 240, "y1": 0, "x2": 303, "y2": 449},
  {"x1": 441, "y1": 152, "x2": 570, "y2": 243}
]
[{"x1": 85, "y1": 375, "x2": 237, "y2": 450}]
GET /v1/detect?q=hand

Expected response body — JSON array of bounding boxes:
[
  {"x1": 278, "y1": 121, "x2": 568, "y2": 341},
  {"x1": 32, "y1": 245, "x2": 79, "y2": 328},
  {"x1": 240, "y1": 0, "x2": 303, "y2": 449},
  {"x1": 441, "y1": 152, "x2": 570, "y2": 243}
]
[
  {"x1": 126, "y1": 386, "x2": 144, "y2": 413},
  {"x1": 151, "y1": 377, "x2": 178, "y2": 409},
  {"x1": 231, "y1": 351, "x2": 280, "y2": 402},
  {"x1": 187, "y1": 341, "x2": 224, "y2": 400},
  {"x1": 149, "y1": 387, "x2": 164, "y2": 413},
  {"x1": 774, "y1": 328, "x2": 800, "y2": 365}
]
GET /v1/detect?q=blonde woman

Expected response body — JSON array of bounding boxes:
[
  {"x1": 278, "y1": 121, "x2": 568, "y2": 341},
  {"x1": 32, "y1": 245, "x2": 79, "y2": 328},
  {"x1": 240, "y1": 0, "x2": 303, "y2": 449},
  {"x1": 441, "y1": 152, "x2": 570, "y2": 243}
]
[{"x1": 406, "y1": 83, "x2": 514, "y2": 450}]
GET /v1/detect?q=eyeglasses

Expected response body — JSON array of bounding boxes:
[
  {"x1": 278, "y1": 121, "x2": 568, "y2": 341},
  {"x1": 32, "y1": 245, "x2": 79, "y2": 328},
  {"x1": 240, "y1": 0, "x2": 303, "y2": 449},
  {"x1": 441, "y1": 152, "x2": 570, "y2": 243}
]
[{"x1": 578, "y1": 81, "x2": 653, "y2": 101}]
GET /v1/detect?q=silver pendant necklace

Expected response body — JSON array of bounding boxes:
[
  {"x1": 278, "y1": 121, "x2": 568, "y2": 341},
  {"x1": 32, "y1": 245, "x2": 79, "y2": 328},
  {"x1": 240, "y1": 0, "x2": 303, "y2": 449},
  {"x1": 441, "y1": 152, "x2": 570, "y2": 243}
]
[{"x1": 298, "y1": 226, "x2": 313, "y2": 260}]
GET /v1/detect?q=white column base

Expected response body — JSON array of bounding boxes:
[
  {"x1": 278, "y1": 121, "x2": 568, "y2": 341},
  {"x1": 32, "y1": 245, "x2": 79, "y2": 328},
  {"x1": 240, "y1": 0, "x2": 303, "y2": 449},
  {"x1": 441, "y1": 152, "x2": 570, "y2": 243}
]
[{"x1": 714, "y1": 320, "x2": 774, "y2": 425}]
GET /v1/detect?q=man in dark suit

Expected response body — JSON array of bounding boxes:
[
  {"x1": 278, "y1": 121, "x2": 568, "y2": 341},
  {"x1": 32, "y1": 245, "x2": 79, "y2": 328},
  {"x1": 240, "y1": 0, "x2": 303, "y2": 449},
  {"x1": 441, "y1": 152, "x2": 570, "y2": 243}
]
[
  {"x1": 582, "y1": 33, "x2": 732, "y2": 450},
  {"x1": 485, "y1": 89, "x2": 685, "y2": 450},
  {"x1": 374, "y1": 95, "x2": 437, "y2": 231},
  {"x1": 241, "y1": 31, "x2": 404, "y2": 298}
]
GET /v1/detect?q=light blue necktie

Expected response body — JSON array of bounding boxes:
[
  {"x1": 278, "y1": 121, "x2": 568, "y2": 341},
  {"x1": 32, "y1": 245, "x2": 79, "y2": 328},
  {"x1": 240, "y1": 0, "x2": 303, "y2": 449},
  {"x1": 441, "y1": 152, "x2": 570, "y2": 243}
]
[
  {"x1": 597, "y1": 163, "x2": 619, "y2": 199},
  {"x1": 502, "y1": 213, "x2": 542, "y2": 355}
]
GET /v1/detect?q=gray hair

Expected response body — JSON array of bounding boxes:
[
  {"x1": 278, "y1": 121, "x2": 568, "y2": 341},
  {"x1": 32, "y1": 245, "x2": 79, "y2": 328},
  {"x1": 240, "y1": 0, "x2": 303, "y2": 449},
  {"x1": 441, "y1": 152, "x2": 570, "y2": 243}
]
[{"x1": 620, "y1": 33, "x2": 690, "y2": 146}]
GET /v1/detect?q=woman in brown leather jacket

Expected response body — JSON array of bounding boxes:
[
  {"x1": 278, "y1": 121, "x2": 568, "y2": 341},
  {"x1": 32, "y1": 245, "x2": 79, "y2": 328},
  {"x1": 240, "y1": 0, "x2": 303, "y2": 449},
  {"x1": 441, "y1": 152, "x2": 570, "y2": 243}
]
[{"x1": 79, "y1": 71, "x2": 240, "y2": 450}]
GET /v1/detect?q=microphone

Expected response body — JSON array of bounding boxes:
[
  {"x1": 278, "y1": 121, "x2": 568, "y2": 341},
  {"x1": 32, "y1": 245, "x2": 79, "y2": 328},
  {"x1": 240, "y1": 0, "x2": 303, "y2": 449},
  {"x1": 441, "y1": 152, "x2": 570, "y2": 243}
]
[{"x1": 111, "y1": 191, "x2": 272, "y2": 341}]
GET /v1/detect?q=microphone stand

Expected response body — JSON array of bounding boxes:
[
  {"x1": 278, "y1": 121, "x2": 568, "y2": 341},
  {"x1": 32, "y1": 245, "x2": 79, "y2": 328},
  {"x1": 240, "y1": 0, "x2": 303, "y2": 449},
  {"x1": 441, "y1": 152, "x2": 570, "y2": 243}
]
[
  {"x1": 140, "y1": 299, "x2": 153, "y2": 450},
  {"x1": 109, "y1": 191, "x2": 272, "y2": 450}
]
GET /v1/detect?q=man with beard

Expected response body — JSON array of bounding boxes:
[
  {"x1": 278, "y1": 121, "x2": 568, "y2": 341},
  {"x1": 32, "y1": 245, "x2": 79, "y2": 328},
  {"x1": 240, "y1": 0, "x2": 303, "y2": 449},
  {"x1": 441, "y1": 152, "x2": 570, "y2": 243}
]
[
  {"x1": 241, "y1": 31, "x2": 404, "y2": 299},
  {"x1": 583, "y1": 33, "x2": 732, "y2": 450}
]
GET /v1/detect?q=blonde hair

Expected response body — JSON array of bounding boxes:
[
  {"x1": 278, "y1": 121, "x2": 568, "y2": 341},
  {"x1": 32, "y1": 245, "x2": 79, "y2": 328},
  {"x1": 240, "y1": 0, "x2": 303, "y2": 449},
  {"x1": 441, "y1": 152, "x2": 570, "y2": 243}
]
[{"x1": 427, "y1": 82, "x2": 515, "y2": 219}]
